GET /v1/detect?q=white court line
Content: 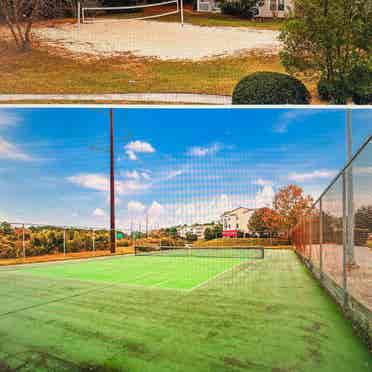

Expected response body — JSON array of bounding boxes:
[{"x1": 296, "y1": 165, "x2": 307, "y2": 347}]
[
  {"x1": 0, "y1": 253, "x2": 135, "y2": 272},
  {"x1": 187, "y1": 260, "x2": 249, "y2": 292}
]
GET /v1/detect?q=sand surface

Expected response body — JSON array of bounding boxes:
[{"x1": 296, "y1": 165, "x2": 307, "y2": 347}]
[{"x1": 34, "y1": 20, "x2": 281, "y2": 60}]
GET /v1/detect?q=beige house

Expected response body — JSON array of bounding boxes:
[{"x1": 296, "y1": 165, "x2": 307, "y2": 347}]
[
  {"x1": 197, "y1": 0, "x2": 294, "y2": 18},
  {"x1": 221, "y1": 207, "x2": 256, "y2": 238},
  {"x1": 177, "y1": 224, "x2": 214, "y2": 240}
]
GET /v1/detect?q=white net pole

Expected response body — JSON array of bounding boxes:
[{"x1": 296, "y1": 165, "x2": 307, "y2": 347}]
[
  {"x1": 77, "y1": 1, "x2": 81, "y2": 29},
  {"x1": 180, "y1": 0, "x2": 184, "y2": 26}
]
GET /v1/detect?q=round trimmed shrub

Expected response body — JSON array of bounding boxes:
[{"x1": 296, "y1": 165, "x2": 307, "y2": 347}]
[
  {"x1": 232, "y1": 72, "x2": 310, "y2": 104},
  {"x1": 317, "y1": 77, "x2": 349, "y2": 104}
]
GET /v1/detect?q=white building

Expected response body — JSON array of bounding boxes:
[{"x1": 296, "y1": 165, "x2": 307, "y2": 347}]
[
  {"x1": 177, "y1": 224, "x2": 214, "y2": 240},
  {"x1": 221, "y1": 207, "x2": 256, "y2": 238},
  {"x1": 196, "y1": 0, "x2": 294, "y2": 18}
]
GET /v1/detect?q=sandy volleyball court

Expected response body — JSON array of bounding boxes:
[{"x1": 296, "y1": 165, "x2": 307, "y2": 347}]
[{"x1": 34, "y1": 20, "x2": 281, "y2": 60}]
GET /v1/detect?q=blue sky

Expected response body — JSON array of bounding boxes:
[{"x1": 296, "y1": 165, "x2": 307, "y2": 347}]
[{"x1": 0, "y1": 108, "x2": 371, "y2": 231}]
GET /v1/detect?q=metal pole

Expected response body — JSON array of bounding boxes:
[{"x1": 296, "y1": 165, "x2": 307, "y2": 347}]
[
  {"x1": 92, "y1": 229, "x2": 95, "y2": 252},
  {"x1": 342, "y1": 171, "x2": 348, "y2": 309},
  {"x1": 346, "y1": 109, "x2": 355, "y2": 266},
  {"x1": 22, "y1": 224, "x2": 26, "y2": 259},
  {"x1": 309, "y1": 214, "x2": 312, "y2": 264},
  {"x1": 319, "y1": 199, "x2": 323, "y2": 281},
  {"x1": 63, "y1": 228, "x2": 66, "y2": 256},
  {"x1": 77, "y1": 1, "x2": 81, "y2": 29},
  {"x1": 110, "y1": 108, "x2": 116, "y2": 254},
  {"x1": 180, "y1": 0, "x2": 184, "y2": 27}
]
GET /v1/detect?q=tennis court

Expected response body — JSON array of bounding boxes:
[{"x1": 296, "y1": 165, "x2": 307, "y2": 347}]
[
  {"x1": 2, "y1": 248, "x2": 261, "y2": 291},
  {"x1": 0, "y1": 250, "x2": 370, "y2": 371}
]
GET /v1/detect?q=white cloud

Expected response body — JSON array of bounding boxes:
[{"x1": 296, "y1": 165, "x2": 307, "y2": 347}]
[
  {"x1": 67, "y1": 174, "x2": 109, "y2": 192},
  {"x1": 273, "y1": 110, "x2": 321, "y2": 134},
  {"x1": 187, "y1": 143, "x2": 222, "y2": 157},
  {"x1": 255, "y1": 185, "x2": 275, "y2": 208},
  {"x1": 119, "y1": 179, "x2": 151, "y2": 195},
  {"x1": 124, "y1": 140, "x2": 155, "y2": 160},
  {"x1": 288, "y1": 169, "x2": 337, "y2": 182},
  {"x1": 148, "y1": 201, "x2": 164, "y2": 218},
  {"x1": 93, "y1": 208, "x2": 105, "y2": 217},
  {"x1": 125, "y1": 170, "x2": 140, "y2": 180},
  {"x1": 0, "y1": 137, "x2": 33, "y2": 161},
  {"x1": 0, "y1": 110, "x2": 22, "y2": 129},
  {"x1": 128, "y1": 201, "x2": 146, "y2": 213},
  {"x1": 253, "y1": 178, "x2": 272, "y2": 186},
  {"x1": 165, "y1": 169, "x2": 183, "y2": 179},
  {"x1": 141, "y1": 171, "x2": 151, "y2": 180}
]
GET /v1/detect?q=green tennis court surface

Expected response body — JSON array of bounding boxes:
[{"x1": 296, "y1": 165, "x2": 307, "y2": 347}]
[
  {"x1": 0, "y1": 250, "x2": 370, "y2": 372},
  {"x1": 8, "y1": 253, "x2": 250, "y2": 290}
]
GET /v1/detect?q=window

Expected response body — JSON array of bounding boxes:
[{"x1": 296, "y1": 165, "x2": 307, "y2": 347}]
[
  {"x1": 270, "y1": 0, "x2": 277, "y2": 11},
  {"x1": 278, "y1": 0, "x2": 285, "y2": 11}
]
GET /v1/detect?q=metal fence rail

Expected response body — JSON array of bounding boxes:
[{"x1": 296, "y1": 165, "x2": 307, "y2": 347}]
[{"x1": 292, "y1": 135, "x2": 372, "y2": 348}]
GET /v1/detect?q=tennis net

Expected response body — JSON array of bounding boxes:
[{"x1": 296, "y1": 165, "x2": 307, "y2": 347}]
[{"x1": 134, "y1": 246, "x2": 265, "y2": 259}]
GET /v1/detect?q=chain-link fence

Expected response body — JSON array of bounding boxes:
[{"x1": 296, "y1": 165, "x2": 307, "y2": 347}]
[
  {"x1": 0, "y1": 222, "x2": 137, "y2": 264},
  {"x1": 292, "y1": 135, "x2": 372, "y2": 347}
]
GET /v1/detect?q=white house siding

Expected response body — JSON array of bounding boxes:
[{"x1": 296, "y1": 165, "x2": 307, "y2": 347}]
[
  {"x1": 257, "y1": 0, "x2": 294, "y2": 18},
  {"x1": 197, "y1": 0, "x2": 294, "y2": 18},
  {"x1": 221, "y1": 207, "x2": 256, "y2": 237}
]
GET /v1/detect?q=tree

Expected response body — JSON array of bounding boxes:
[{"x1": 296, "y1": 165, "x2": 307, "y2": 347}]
[
  {"x1": 262, "y1": 208, "x2": 282, "y2": 235},
  {"x1": 0, "y1": 221, "x2": 13, "y2": 235},
  {"x1": 248, "y1": 208, "x2": 282, "y2": 236},
  {"x1": 204, "y1": 224, "x2": 223, "y2": 240},
  {"x1": 355, "y1": 205, "x2": 372, "y2": 232},
  {"x1": 248, "y1": 208, "x2": 269, "y2": 235},
  {"x1": 204, "y1": 228, "x2": 215, "y2": 240},
  {"x1": 0, "y1": 0, "x2": 41, "y2": 51},
  {"x1": 273, "y1": 185, "x2": 313, "y2": 233},
  {"x1": 0, "y1": 0, "x2": 77, "y2": 51},
  {"x1": 185, "y1": 232, "x2": 197, "y2": 242},
  {"x1": 279, "y1": 0, "x2": 372, "y2": 103}
]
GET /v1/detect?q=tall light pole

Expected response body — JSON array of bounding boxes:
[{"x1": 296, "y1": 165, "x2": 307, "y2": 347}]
[
  {"x1": 346, "y1": 108, "x2": 355, "y2": 266},
  {"x1": 110, "y1": 108, "x2": 116, "y2": 254}
]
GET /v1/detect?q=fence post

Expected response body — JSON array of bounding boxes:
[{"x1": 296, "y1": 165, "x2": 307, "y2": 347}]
[
  {"x1": 77, "y1": 1, "x2": 81, "y2": 28},
  {"x1": 319, "y1": 199, "x2": 323, "y2": 282},
  {"x1": 342, "y1": 171, "x2": 348, "y2": 309},
  {"x1": 92, "y1": 229, "x2": 95, "y2": 253},
  {"x1": 309, "y1": 214, "x2": 312, "y2": 265},
  {"x1": 63, "y1": 228, "x2": 66, "y2": 256},
  {"x1": 22, "y1": 224, "x2": 26, "y2": 260},
  {"x1": 346, "y1": 109, "x2": 355, "y2": 266}
]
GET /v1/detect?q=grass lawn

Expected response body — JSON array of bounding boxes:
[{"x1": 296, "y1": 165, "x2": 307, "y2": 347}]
[
  {"x1": 0, "y1": 27, "x2": 320, "y2": 102},
  {"x1": 156, "y1": 10, "x2": 284, "y2": 30},
  {"x1": 0, "y1": 250, "x2": 370, "y2": 371}
]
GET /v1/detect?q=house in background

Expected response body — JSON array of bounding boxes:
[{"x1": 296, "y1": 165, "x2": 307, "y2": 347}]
[
  {"x1": 177, "y1": 223, "x2": 214, "y2": 240},
  {"x1": 196, "y1": 0, "x2": 294, "y2": 18},
  {"x1": 221, "y1": 207, "x2": 256, "y2": 238}
]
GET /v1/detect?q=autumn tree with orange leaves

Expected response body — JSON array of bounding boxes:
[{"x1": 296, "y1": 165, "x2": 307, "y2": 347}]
[
  {"x1": 273, "y1": 184, "x2": 313, "y2": 235},
  {"x1": 248, "y1": 207, "x2": 281, "y2": 236}
]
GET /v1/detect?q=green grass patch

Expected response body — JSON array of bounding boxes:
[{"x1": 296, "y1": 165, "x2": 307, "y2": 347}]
[
  {"x1": 0, "y1": 250, "x2": 369, "y2": 371},
  {"x1": 0, "y1": 36, "x2": 322, "y2": 101},
  {"x1": 154, "y1": 11, "x2": 284, "y2": 30}
]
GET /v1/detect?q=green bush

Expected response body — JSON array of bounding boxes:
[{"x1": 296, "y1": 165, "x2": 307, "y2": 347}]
[
  {"x1": 220, "y1": 0, "x2": 257, "y2": 19},
  {"x1": 232, "y1": 72, "x2": 310, "y2": 104},
  {"x1": 317, "y1": 77, "x2": 349, "y2": 104},
  {"x1": 317, "y1": 65, "x2": 372, "y2": 104},
  {"x1": 349, "y1": 65, "x2": 372, "y2": 105}
]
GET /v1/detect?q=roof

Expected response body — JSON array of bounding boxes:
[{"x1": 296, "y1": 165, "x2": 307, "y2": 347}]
[{"x1": 221, "y1": 207, "x2": 256, "y2": 217}]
